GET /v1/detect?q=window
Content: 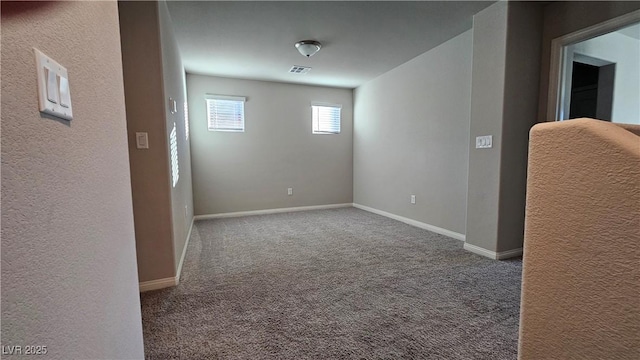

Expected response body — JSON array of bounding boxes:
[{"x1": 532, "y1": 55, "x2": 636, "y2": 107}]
[
  {"x1": 206, "y1": 95, "x2": 246, "y2": 132},
  {"x1": 312, "y1": 103, "x2": 341, "y2": 134},
  {"x1": 170, "y1": 122, "x2": 179, "y2": 187}
]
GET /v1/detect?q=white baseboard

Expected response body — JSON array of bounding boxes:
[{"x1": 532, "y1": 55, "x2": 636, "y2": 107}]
[
  {"x1": 496, "y1": 247, "x2": 523, "y2": 259},
  {"x1": 175, "y1": 217, "x2": 195, "y2": 284},
  {"x1": 463, "y1": 243, "x2": 523, "y2": 260},
  {"x1": 139, "y1": 217, "x2": 194, "y2": 292},
  {"x1": 352, "y1": 203, "x2": 466, "y2": 241},
  {"x1": 139, "y1": 277, "x2": 177, "y2": 292},
  {"x1": 194, "y1": 203, "x2": 353, "y2": 220}
]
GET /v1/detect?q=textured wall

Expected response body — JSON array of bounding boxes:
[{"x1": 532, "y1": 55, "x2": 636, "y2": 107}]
[
  {"x1": 1, "y1": 1, "x2": 144, "y2": 358},
  {"x1": 119, "y1": 1, "x2": 176, "y2": 283},
  {"x1": 158, "y1": 0, "x2": 194, "y2": 270},
  {"x1": 188, "y1": 75, "x2": 353, "y2": 215},
  {"x1": 353, "y1": 31, "x2": 472, "y2": 235},
  {"x1": 519, "y1": 119, "x2": 640, "y2": 359},
  {"x1": 537, "y1": 1, "x2": 640, "y2": 122}
]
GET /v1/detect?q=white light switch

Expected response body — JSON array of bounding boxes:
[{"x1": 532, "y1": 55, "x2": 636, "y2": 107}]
[
  {"x1": 34, "y1": 48, "x2": 73, "y2": 121},
  {"x1": 59, "y1": 76, "x2": 70, "y2": 108},
  {"x1": 136, "y1": 132, "x2": 149, "y2": 149},
  {"x1": 46, "y1": 68, "x2": 59, "y2": 104},
  {"x1": 476, "y1": 135, "x2": 493, "y2": 149}
]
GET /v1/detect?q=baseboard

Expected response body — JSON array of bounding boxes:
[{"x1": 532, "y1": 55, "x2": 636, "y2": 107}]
[
  {"x1": 139, "y1": 217, "x2": 194, "y2": 292},
  {"x1": 463, "y1": 243, "x2": 523, "y2": 260},
  {"x1": 139, "y1": 277, "x2": 177, "y2": 292},
  {"x1": 496, "y1": 247, "x2": 523, "y2": 260},
  {"x1": 194, "y1": 203, "x2": 353, "y2": 220},
  {"x1": 175, "y1": 217, "x2": 195, "y2": 284},
  {"x1": 352, "y1": 203, "x2": 465, "y2": 241}
]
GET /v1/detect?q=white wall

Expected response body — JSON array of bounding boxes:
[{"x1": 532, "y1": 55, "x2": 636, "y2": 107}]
[
  {"x1": 569, "y1": 29, "x2": 640, "y2": 124},
  {"x1": 353, "y1": 30, "x2": 472, "y2": 236},
  {"x1": 1, "y1": 2, "x2": 144, "y2": 358},
  {"x1": 188, "y1": 75, "x2": 353, "y2": 215}
]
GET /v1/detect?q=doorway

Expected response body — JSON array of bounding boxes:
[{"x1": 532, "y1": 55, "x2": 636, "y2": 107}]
[
  {"x1": 569, "y1": 61, "x2": 615, "y2": 121},
  {"x1": 548, "y1": 11, "x2": 640, "y2": 125}
]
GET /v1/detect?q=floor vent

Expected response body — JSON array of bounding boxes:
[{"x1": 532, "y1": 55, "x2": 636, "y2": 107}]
[{"x1": 289, "y1": 65, "x2": 311, "y2": 74}]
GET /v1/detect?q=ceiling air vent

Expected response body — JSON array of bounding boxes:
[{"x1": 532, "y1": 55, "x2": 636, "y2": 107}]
[{"x1": 289, "y1": 65, "x2": 311, "y2": 74}]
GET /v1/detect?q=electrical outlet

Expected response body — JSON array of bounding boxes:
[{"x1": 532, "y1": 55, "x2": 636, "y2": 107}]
[
  {"x1": 411, "y1": 195, "x2": 416, "y2": 204},
  {"x1": 287, "y1": 188, "x2": 293, "y2": 196}
]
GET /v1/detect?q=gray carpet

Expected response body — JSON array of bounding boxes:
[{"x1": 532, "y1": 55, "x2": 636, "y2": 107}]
[{"x1": 141, "y1": 208, "x2": 522, "y2": 359}]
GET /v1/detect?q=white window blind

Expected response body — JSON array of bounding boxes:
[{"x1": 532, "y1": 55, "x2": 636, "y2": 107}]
[
  {"x1": 312, "y1": 103, "x2": 341, "y2": 134},
  {"x1": 170, "y1": 122, "x2": 179, "y2": 188},
  {"x1": 206, "y1": 95, "x2": 246, "y2": 132},
  {"x1": 184, "y1": 101, "x2": 190, "y2": 140}
]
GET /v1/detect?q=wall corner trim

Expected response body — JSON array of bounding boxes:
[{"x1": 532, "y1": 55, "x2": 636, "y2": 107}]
[
  {"x1": 175, "y1": 217, "x2": 195, "y2": 284},
  {"x1": 463, "y1": 242, "x2": 523, "y2": 260},
  {"x1": 352, "y1": 203, "x2": 466, "y2": 241},
  {"x1": 193, "y1": 203, "x2": 353, "y2": 220},
  {"x1": 139, "y1": 277, "x2": 177, "y2": 292}
]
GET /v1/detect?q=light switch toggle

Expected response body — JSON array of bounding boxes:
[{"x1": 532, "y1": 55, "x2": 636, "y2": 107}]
[
  {"x1": 59, "y1": 76, "x2": 70, "y2": 108},
  {"x1": 46, "y1": 68, "x2": 59, "y2": 104}
]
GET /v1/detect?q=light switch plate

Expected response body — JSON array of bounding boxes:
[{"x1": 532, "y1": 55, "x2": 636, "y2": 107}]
[
  {"x1": 476, "y1": 135, "x2": 493, "y2": 149},
  {"x1": 136, "y1": 132, "x2": 149, "y2": 149},
  {"x1": 35, "y1": 49, "x2": 73, "y2": 121}
]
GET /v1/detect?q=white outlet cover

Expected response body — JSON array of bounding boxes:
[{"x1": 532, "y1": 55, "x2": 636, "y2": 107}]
[{"x1": 35, "y1": 48, "x2": 73, "y2": 121}]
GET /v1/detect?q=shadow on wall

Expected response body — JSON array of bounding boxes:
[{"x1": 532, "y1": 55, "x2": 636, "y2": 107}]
[{"x1": 1, "y1": 1, "x2": 55, "y2": 17}]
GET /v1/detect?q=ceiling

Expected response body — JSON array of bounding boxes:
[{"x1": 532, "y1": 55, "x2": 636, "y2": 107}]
[
  {"x1": 167, "y1": 1, "x2": 493, "y2": 89},
  {"x1": 617, "y1": 23, "x2": 640, "y2": 40}
]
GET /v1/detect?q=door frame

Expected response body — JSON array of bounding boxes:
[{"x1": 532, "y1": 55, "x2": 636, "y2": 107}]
[{"x1": 547, "y1": 10, "x2": 640, "y2": 122}]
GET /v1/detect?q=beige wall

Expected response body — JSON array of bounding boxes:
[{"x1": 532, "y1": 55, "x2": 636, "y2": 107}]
[
  {"x1": 158, "y1": 0, "x2": 194, "y2": 269},
  {"x1": 519, "y1": 119, "x2": 640, "y2": 359},
  {"x1": 1, "y1": 1, "x2": 144, "y2": 358},
  {"x1": 465, "y1": 1, "x2": 543, "y2": 256},
  {"x1": 119, "y1": 1, "x2": 176, "y2": 282},
  {"x1": 537, "y1": 1, "x2": 640, "y2": 122},
  {"x1": 497, "y1": 2, "x2": 543, "y2": 253},
  {"x1": 188, "y1": 75, "x2": 353, "y2": 215},
  {"x1": 352, "y1": 30, "x2": 473, "y2": 235},
  {"x1": 465, "y1": 2, "x2": 508, "y2": 250},
  {"x1": 119, "y1": 0, "x2": 194, "y2": 283}
]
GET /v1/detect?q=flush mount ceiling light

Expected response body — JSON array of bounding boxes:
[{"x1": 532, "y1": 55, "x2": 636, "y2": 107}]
[{"x1": 295, "y1": 40, "x2": 322, "y2": 57}]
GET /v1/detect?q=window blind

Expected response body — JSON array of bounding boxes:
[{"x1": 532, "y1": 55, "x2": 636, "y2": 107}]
[
  {"x1": 312, "y1": 103, "x2": 341, "y2": 134},
  {"x1": 184, "y1": 101, "x2": 190, "y2": 140},
  {"x1": 206, "y1": 95, "x2": 246, "y2": 132},
  {"x1": 170, "y1": 122, "x2": 179, "y2": 188}
]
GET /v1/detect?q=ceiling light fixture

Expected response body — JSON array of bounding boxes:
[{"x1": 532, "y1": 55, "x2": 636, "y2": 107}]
[{"x1": 295, "y1": 40, "x2": 322, "y2": 57}]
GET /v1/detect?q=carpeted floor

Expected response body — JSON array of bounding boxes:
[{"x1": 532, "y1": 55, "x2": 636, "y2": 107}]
[{"x1": 140, "y1": 208, "x2": 522, "y2": 359}]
